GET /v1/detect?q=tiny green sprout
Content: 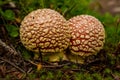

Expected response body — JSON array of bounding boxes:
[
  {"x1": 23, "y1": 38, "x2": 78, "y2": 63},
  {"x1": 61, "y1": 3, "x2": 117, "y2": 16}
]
[
  {"x1": 104, "y1": 68, "x2": 112, "y2": 74},
  {"x1": 5, "y1": 24, "x2": 19, "y2": 37},
  {"x1": 3, "y1": 10, "x2": 15, "y2": 20}
]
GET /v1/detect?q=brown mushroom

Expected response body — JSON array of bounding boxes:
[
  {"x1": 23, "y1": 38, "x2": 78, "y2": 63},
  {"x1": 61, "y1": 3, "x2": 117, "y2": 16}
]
[
  {"x1": 67, "y1": 15, "x2": 105, "y2": 64},
  {"x1": 20, "y1": 9, "x2": 70, "y2": 62}
]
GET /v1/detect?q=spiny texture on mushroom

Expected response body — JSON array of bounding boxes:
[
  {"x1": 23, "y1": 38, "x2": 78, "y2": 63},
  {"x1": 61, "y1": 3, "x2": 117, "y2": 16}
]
[
  {"x1": 67, "y1": 15, "x2": 105, "y2": 63},
  {"x1": 20, "y1": 9, "x2": 70, "y2": 61}
]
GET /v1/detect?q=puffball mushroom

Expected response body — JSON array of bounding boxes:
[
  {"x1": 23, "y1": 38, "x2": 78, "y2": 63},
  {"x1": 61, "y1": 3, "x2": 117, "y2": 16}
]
[
  {"x1": 20, "y1": 9, "x2": 70, "y2": 62},
  {"x1": 67, "y1": 15, "x2": 105, "y2": 64}
]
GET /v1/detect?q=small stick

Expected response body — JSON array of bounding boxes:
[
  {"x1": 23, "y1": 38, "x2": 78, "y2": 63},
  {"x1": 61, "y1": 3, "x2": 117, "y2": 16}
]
[
  {"x1": 111, "y1": 73, "x2": 120, "y2": 80},
  {"x1": 27, "y1": 60, "x2": 70, "y2": 68},
  {"x1": 39, "y1": 47, "x2": 43, "y2": 63},
  {"x1": 43, "y1": 63, "x2": 70, "y2": 68},
  {"x1": 0, "y1": 39, "x2": 18, "y2": 55},
  {"x1": 0, "y1": 57, "x2": 26, "y2": 73}
]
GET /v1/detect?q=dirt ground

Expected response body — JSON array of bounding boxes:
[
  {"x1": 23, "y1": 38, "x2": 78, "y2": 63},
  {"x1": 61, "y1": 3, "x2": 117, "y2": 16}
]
[{"x1": 98, "y1": 0, "x2": 120, "y2": 15}]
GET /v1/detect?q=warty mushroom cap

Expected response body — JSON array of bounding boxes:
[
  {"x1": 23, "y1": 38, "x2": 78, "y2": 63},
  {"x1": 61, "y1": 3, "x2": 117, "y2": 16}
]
[
  {"x1": 67, "y1": 15, "x2": 105, "y2": 63},
  {"x1": 20, "y1": 9, "x2": 70, "y2": 61}
]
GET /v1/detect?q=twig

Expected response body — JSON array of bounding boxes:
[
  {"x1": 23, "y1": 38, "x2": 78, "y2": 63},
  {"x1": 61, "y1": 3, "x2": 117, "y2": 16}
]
[
  {"x1": 27, "y1": 60, "x2": 70, "y2": 68},
  {"x1": 43, "y1": 63, "x2": 70, "y2": 68},
  {"x1": 27, "y1": 60, "x2": 37, "y2": 66},
  {"x1": 0, "y1": 57, "x2": 26, "y2": 74},
  {"x1": 0, "y1": 39, "x2": 18, "y2": 55},
  {"x1": 39, "y1": 47, "x2": 43, "y2": 63},
  {"x1": 111, "y1": 73, "x2": 120, "y2": 80}
]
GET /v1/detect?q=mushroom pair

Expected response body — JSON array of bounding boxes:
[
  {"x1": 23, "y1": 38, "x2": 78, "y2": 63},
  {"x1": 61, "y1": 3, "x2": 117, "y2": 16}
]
[{"x1": 20, "y1": 9, "x2": 105, "y2": 64}]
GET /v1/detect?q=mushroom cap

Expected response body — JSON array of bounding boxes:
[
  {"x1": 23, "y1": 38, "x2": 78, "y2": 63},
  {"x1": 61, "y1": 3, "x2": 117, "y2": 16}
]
[
  {"x1": 68, "y1": 15, "x2": 105, "y2": 57},
  {"x1": 20, "y1": 9, "x2": 70, "y2": 55}
]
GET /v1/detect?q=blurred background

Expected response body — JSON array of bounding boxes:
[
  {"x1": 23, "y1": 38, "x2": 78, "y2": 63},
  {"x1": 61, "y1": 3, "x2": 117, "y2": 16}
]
[{"x1": 98, "y1": 0, "x2": 120, "y2": 15}]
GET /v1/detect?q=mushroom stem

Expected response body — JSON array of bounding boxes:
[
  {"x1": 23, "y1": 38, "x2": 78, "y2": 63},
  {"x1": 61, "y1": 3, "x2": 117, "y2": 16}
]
[
  {"x1": 67, "y1": 53, "x2": 85, "y2": 64},
  {"x1": 44, "y1": 51, "x2": 68, "y2": 62},
  {"x1": 34, "y1": 53, "x2": 40, "y2": 60}
]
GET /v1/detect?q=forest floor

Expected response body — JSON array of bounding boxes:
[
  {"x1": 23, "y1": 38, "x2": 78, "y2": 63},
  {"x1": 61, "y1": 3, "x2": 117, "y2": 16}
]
[{"x1": 0, "y1": 0, "x2": 120, "y2": 79}]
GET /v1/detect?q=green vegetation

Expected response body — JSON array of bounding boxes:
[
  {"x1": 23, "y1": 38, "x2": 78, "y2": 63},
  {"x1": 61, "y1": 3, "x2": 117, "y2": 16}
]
[{"x1": 0, "y1": 0, "x2": 120, "y2": 80}]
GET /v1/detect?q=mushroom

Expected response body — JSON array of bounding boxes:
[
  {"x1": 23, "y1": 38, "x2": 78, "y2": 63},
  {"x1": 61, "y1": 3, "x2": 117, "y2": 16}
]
[
  {"x1": 67, "y1": 15, "x2": 105, "y2": 64},
  {"x1": 20, "y1": 9, "x2": 70, "y2": 62}
]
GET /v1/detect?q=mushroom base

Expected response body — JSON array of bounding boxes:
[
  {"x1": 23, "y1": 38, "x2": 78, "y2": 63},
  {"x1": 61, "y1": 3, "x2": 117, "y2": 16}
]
[
  {"x1": 43, "y1": 51, "x2": 68, "y2": 62},
  {"x1": 66, "y1": 52, "x2": 97, "y2": 64},
  {"x1": 66, "y1": 53, "x2": 85, "y2": 64}
]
